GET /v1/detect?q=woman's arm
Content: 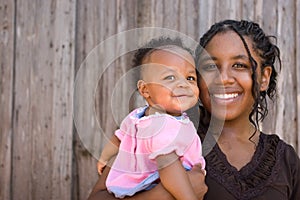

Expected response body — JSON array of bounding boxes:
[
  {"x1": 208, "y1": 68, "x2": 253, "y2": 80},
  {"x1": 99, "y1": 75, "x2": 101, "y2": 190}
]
[
  {"x1": 88, "y1": 166, "x2": 174, "y2": 200},
  {"x1": 88, "y1": 163, "x2": 207, "y2": 200}
]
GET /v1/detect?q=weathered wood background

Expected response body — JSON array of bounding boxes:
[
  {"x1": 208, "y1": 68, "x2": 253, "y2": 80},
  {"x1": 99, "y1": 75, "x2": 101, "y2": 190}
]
[{"x1": 0, "y1": 0, "x2": 299, "y2": 199}]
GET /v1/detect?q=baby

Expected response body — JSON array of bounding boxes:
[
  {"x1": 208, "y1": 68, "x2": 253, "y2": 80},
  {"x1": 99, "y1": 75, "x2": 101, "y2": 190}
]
[{"x1": 98, "y1": 37, "x2": 205, "y2": 199}]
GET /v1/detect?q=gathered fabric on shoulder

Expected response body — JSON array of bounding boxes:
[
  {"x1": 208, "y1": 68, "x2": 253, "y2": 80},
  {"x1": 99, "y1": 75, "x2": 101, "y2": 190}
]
[{"x1": 203, "y1": 132, "x2": 300, "y2": 200}]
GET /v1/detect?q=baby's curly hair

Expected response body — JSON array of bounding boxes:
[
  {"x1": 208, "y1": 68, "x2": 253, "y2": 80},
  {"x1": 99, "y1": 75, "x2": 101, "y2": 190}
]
[{"x1": 132, "y1": 37, "x2": 193, "y2": 74}]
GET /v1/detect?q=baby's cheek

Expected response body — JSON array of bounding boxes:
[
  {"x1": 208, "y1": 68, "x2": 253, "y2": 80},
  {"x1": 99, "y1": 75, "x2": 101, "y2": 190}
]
[{"x1": 194, "y1": 87, "x2": 200, "y2": 97}]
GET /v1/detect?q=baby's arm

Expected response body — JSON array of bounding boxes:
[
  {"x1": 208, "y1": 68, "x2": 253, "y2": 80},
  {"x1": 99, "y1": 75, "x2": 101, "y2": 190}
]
[
  {"x1": 97, "y1": 135, "x2": 120, "y2": 175},
  {"x1": 156, "y1": 152, "x2": 198, "y2": 200}
]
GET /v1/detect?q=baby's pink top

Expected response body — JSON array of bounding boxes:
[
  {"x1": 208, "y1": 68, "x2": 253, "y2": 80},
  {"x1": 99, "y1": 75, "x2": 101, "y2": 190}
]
[{"x1": 106, "y1": 107, "x2": 205, "y2": 197}]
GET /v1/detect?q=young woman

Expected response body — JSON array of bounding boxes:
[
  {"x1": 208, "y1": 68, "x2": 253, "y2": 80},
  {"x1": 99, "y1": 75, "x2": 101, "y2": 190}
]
[{"x1": 196, "y1": 19, "x2": 300, "y2": 200}]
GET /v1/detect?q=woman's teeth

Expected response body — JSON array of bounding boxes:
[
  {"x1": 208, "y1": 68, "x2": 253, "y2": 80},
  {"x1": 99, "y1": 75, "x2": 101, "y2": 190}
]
[{"x1": 213, "y1": 93, "x2": 239, "y2": 99}]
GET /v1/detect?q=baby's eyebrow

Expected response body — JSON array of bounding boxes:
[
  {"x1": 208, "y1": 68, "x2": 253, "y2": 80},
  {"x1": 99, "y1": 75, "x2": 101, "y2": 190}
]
[
  {"x1": 159, "y1": 67, "x2": 175, "y2": 74},
  {"x1": 187, "y1": 69, "x2": 197, "y2": 74}
]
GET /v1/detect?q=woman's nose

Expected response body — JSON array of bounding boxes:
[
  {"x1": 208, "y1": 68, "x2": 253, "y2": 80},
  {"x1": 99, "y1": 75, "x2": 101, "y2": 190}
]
[{"x1": 214, "y1": 68, "x2": 234, "y2": 85}]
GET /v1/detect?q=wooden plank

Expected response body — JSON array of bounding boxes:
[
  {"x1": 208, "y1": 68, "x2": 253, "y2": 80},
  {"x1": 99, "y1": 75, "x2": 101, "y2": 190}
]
[
  {"x1": 241, "y1": 0, "x2": 255, "y2": 20},
  {"x1": 297, "y1": 0, "x2": 300, "y2": 155},
  {"x1": 137, "y1": 0, "x2": 153, "y2": 27},
  {"x1": 74, "y1": 0, "x2": 123, "y2": 199},
  {"x1": 12, "y1": 0, "x2": 75, "y2": 199},
  {"x1": 215, "y1": 0, "x2": 242, "y2": 21},
  {"x1": 152, "y1": 0, "x2": 164, "y2": 26},
  {"x1": 11, "y1": 0, "x2": 35, "y2": 198},
  {"x1": 259, "y1": 0, "x2": 278, "y2": 134},
  {"x1": 0, "y1": 0, "x2": 14, "y2": 199},
  {"x1": 275, "y1": 0, "x2": 297, "y2": 148},
  {"x1": 260, "y1": 0, "x2": 278, "y2": 35},
  {"x1": 74, "y1": 0, "x2": 112, "y2": 198},
  {"x1": 162, "y1": 0, "x2": 180, "y2": 30},
  {"x1": 74, "y1": 1, "x2": 146, "y2": 198},
  {"x1": 50, "y1": 1, "x2": 76, "y2": 199},
  {"x1": 114, "y1": 0, "x2": 139, "y2": 120},
  {"x1": 254, "y1": 0, "x2": 264, "y2": 24},
  {"x1": 178, "y1": 0, "x2": 200, "y2": 39},
  {"x1": 117, "y1": 0, "x2": 138, "y2": 31},
  {"x1": 198, "y1": 0, "x2": 216, "y2": 37}
]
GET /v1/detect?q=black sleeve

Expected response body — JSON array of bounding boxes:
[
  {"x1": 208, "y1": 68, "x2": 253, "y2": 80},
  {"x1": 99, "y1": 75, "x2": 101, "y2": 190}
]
[{"x1": 285, "y1": 145, "x2": 300, "y2": 200}]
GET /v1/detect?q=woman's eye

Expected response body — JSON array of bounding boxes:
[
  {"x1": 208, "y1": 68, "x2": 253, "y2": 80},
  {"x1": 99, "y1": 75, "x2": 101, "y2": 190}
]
[
  {"x1": 201, "y1": 63, "x2": 217, "y2": 71},
  {"x1": 233, "y1": 63, "x2": 248, "y2": 69}
]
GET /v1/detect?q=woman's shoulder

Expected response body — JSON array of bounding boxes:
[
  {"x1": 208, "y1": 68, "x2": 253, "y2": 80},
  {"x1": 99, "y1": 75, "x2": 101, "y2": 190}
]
[
  {"x1": 261, "y1": 132, "x2": 300, "y2": 165},
  {"x1": 261, "y1": 132, "x2": 297, "y2": 152},
  {"x1": 261, "y1": 132, "x2": 300, "y2": 198}
]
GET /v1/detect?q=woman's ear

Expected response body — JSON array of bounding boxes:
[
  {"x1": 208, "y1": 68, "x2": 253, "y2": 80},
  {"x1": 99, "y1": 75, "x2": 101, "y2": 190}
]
[
  {"x1": 137, "y1": 80, "x2": 150, "y2": 98},
  {"x1": 260, "y1": 66, "x2": 272, "y2": 91}
]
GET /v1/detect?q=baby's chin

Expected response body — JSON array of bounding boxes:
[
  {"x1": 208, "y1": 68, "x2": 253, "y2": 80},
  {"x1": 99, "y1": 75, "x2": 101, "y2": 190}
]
[
  {"x1": 165, "y1": 108, "x2": 186, "y2": 116},
  {"x1": 149, "y1": 104, "x2": 190, "y2": 116}
]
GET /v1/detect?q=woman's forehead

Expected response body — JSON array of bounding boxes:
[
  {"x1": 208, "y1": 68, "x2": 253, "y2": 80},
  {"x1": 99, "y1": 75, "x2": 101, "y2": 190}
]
[{"x1": 202, "y1": 31, "x2": 260, "y2": 61}]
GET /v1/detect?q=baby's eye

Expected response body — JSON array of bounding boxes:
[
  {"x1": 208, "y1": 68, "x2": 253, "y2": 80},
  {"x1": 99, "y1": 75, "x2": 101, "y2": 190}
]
[
  {"x1": 164, "y1": 75, "x2": 175, "y2": 80},
  {"x1": 187, "y1": 76, "x2": 196, "y2": 81}
]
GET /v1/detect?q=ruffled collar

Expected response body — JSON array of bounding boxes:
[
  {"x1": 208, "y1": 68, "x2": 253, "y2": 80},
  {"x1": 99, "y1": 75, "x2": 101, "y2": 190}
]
[
  {"x1": 205, "y1": 132, "x2": 282, "y2": 199},
  {"x1": 131, "y1": 106, "x2": 190, "y2": 123}
]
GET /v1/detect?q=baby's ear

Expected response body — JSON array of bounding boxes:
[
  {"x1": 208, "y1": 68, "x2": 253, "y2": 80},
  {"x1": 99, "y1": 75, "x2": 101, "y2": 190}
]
[
  {"x1": 137, "y1": 80, "x2": 150, "y2": 98},
  {"x1": 260, "y1": 66, "x2": 272, "y2": 91}
]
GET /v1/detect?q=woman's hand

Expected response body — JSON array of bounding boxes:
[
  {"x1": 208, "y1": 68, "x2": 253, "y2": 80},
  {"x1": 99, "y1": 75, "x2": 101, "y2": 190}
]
[{"x1": 187, "y1": 164, "x2": 208, "y2": 199}]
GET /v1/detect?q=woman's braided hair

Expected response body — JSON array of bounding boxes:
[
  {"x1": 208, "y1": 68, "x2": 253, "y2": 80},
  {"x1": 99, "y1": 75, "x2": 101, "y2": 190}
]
[{"x1": 195, "y1": 20, "x2": 281, "y2": 136}]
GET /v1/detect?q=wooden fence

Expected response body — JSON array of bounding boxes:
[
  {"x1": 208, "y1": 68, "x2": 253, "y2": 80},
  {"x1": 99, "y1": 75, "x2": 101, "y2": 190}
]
[{"x1": 0, "y1": 0, "x2": 299, "y2": 199}]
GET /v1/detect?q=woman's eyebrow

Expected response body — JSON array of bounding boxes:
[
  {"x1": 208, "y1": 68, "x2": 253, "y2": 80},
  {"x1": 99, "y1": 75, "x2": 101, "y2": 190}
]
[
  {"x1": 198, "y1": 55, "x2": 216, "y2": 62},
  {"x1": 199, "y1": 54, "x2": 249, "y2": 62},
  {"x1": 232, "y1": 55, "x2": 249, "y2": 60}
]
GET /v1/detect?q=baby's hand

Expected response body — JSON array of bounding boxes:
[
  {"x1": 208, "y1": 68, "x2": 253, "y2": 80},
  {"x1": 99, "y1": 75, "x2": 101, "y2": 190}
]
[{"x1": 97, "y1": 159, "x2": 107, "y2": 175}]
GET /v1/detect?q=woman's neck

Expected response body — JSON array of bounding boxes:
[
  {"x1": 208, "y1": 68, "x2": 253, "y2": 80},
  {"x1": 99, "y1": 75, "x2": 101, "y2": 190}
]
[
  {"x1": 211, "y1": 116, "x2": 259, "y2": 144},
  {"x1": 211, "y1": 116, "x2": 260, "y2": 170}
]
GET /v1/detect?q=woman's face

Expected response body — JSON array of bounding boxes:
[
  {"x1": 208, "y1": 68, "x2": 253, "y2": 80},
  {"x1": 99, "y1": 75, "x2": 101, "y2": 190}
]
[{"x1": 198, "y1": 31, "x2": 267, "y2": 122}]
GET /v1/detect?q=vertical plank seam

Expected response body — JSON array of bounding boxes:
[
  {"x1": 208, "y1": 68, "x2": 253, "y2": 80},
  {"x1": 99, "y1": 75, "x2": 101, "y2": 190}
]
[
  {"x1": 10, "y1": 0, "x2": 17, "y2": 199},
  {"x1": 72, "y1": 0, "x2": 79, "y2": 199},
  {"x1": 276, "y1": 0, "x2": 280, "y2": 136},
  {"x1": 295, "y1": 0, "x2": 300, "y2": 154},
  {"x1": 178, "y1": 0, "x2": 181, "y2": 31}
]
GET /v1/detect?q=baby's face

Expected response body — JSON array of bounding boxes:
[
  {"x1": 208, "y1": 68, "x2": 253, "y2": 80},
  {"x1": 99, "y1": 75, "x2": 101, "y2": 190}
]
[{"x1": 140, "y1": 48, "x2": 199, "y2": 116}]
